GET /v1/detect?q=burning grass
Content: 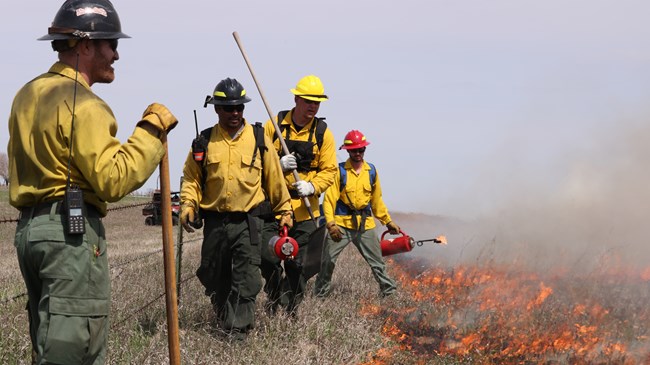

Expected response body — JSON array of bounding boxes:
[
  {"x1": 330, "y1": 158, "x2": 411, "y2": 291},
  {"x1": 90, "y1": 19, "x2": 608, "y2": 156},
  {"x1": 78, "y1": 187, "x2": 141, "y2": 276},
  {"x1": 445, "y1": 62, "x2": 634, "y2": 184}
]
[{"x1": 360, "y1": 257, "x2": 650, "y2": 364}]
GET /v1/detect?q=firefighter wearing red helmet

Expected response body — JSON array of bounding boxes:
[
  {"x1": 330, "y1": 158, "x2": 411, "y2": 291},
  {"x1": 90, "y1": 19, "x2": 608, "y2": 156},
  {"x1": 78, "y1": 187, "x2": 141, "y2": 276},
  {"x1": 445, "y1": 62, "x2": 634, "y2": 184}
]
[
  {"x1": 314, "y1": 130, "x2": 400, "y2": 298},
  {"x1": 9, "y1": 1, "x2": 178, "y2": 363},
  {"x1": 260, "y1": 75, "x2": 338, "y2": 315},
  {"x1": 340, "y1": 129, "x2": 369, "y2": 149}
]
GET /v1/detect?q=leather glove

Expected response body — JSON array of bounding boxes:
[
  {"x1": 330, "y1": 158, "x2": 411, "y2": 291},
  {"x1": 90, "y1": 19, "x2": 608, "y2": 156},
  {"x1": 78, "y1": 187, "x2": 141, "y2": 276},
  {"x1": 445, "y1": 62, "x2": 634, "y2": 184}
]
[
  {"x1": 180, "y1": 204, "x2": 195, "y2": 233},
  {"x1": 278, "y1": 211, "x2": 294, "y2": 229},
  {"x1": 279, "y1": 154, "x2": 297, "y2": 172},
  {"x1": 386, "y1": 221, "x2": 400, "y2": 235},
  {"x1": 326, "y1": 221, "x2": 343, "y2": 242},
  {"x1": 139, "y1": 103, "x2": 178, "y2": 133},
  {"x1": 292, "y1": 180, "x2": 315, "y2": 197}
]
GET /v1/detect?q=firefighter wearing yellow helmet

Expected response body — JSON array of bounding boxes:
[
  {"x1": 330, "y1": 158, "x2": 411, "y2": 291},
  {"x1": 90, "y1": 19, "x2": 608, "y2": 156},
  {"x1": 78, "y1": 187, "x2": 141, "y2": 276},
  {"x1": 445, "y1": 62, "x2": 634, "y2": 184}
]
[
  {"x1": 314, "y1": 130, "x2": 400, "y2": 298},
  {"x1": 261, "y1": 75, "x2": 338, "y2": 315},
  {"x1": 9, "y1": 1, "x2": 179, "y2": 363}
]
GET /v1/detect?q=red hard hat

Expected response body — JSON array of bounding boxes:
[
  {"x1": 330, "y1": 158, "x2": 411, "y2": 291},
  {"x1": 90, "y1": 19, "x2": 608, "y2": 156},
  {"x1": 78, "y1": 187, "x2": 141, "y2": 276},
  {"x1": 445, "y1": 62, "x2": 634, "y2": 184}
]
[{"x1": 340, "y1": 130, "x2": 370, "y2": 150}]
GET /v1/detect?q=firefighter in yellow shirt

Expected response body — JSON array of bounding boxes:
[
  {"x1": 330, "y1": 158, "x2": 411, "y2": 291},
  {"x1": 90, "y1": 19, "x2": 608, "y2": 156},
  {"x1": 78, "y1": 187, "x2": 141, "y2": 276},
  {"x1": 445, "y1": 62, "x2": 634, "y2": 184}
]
[
  {"x1": 314, "y1": 130, "x2": 400, "y2": 298},
  {"x1": 8, "y1": 1, "x2": 178, "y2": 363},
  {"x1": 260, "y1": 75, "x2": 338, "y2": 315},
  {"x1": 180, "y1": 78, "x2": 293, "y2": 339}
]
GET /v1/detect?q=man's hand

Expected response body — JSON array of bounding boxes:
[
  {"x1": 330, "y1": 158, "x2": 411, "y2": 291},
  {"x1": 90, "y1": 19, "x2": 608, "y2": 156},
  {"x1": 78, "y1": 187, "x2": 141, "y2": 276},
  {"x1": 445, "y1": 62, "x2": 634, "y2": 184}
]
[
  {"x1": 139, "y1": 103, "x2": 178, "y2": 134},
  {"x1": 293, "y1": 180, "x2": 315, "y2": 197},
  {"x1": 327, "y1": 221, "x2": 343, "y2": 242},
  {"x1": 279, "y1": 154, "x2": 297, "y2": 172},
  {"x1": 386, "y1": 221, "x2": 400, "y2": 235},
  {"x1": 180, "y1": 204, "x2": 195, "y2": 233},
  {"x1": 279, "y1": 211, "x2": 294, "y2": 229}
]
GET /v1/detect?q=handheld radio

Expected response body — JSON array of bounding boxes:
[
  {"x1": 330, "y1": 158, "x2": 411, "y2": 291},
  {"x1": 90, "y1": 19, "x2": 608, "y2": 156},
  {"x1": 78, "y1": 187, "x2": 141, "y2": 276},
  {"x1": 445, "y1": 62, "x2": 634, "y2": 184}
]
[
  {"x1": 64, "y1": 185, "x2": 85, "y2": 234},
  {"x1": 189, "y1": 109, "x2": 205, "y2": 229},
  {"x1": 191, "y1": 110, "x2": 207, "y2": 162}
]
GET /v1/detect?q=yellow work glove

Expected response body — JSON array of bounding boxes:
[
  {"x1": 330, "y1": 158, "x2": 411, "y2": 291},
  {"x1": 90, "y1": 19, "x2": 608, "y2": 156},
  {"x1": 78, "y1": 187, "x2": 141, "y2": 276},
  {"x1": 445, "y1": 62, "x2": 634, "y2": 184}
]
[
  {"x1": 139, "y1": 103, "x2": 179, "y2": 133},
  {"x1": 386, "y1": 221, "x2": 400, "y2": 235},
  {"x1": 180, "y1": 204, "x2": 195, "y2": 233},
  {"x1": 326, "y1": 221, "x2": 343, "y2": 242},
  {"x1": 279, "y1": 211, "x2": 294, "y2": 229}
]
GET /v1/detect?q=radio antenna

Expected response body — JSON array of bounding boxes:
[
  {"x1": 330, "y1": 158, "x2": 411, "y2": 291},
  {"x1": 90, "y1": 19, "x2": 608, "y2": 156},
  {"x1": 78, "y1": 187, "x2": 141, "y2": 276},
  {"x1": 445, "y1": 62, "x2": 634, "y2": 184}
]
[{"x1": 193, "y1": 110, "x2": 199, "y2": 137}]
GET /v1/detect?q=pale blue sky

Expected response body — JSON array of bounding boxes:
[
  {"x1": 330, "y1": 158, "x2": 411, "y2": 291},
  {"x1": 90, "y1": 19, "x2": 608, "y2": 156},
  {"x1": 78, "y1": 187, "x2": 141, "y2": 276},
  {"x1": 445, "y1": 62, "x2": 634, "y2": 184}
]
[{"x1": 2, "y1": 0, "x2": 650, "y2": 221}]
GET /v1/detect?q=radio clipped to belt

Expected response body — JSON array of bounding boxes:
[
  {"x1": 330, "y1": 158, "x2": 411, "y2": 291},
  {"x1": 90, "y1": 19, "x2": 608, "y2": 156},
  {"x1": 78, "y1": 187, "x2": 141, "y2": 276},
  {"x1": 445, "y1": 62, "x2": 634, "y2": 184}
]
[{"x1": 64, "y1": 184, "x2": 85, "y2": 235}]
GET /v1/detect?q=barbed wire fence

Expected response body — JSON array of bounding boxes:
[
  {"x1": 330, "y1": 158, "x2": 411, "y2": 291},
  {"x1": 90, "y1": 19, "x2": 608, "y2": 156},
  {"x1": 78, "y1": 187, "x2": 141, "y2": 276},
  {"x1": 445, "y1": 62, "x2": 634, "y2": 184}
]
[{"x1": 0, "y1": 202, "x2": 202, "y2": 332}]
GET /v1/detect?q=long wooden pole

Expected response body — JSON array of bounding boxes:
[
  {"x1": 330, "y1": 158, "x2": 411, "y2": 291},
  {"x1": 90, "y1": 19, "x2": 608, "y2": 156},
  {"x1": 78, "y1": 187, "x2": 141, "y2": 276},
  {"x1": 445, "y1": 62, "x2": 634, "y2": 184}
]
[
  {"x1": 232, "y1": 31, "x2": 316, "y2": 223},
  {"x1": 159, "y1": 133, "x2": 181, "y2": 364},
  {"x1": 175, "y1": 177, "x2": 184, "y2": 305}
]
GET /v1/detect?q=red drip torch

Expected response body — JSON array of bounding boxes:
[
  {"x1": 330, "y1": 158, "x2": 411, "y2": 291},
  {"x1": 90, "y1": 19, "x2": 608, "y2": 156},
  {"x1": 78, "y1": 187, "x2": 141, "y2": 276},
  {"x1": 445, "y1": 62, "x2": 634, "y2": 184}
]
[
  {"x1": 268, "y1": 226, "x2": 299, "y2": 260},
  {"x1": 380, "y1": 230, "x2": 447, "y2": 257}
]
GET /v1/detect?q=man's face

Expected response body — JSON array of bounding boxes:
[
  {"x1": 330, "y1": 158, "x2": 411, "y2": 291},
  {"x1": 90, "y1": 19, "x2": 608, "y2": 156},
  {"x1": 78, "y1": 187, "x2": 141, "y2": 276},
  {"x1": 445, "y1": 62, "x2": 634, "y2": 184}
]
[
  {"x1": 293, "y1": 96, "x2": 320, "y2": 122},
  {"x1": 348, "y1": 147, "x2": 366, "y2": 163},
  {"x1": 215, "y1": 104, "x2": 245, "y2": 132},
  {"x1": 89, "y1": 39, "x2": 119, "y2": 84}
]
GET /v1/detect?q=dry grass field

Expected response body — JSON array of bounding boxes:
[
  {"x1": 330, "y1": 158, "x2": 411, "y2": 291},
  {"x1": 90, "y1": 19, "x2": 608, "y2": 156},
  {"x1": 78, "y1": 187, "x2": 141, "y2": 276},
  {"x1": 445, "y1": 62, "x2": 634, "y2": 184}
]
[
  {"x1": 1, "y1": 186, "x2": 649, "y2": 364},
  {"x1": 0, "y1": 188, "x2": 392, "y2": 365}
]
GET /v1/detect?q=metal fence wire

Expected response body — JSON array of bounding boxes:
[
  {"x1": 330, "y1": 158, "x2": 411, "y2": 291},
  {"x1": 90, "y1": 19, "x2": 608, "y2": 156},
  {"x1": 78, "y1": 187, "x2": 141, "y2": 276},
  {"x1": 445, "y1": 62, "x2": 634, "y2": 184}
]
[{"x1": 0, "y1": 203, "x2": 200, "y2": 331}]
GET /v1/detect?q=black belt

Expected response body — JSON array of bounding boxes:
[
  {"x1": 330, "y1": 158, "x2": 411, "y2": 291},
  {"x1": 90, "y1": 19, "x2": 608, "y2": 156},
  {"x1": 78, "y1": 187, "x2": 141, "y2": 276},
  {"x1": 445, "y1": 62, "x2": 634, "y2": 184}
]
[
  {"x1": 20, "y1": 201, "x2": 100, "y2": 219},
  {"x1": 201, "y1": 209, "x2": 262, "y2": 246},
  {"x1": 201, "y1": 210, "x2": 247, "y2": 221}
]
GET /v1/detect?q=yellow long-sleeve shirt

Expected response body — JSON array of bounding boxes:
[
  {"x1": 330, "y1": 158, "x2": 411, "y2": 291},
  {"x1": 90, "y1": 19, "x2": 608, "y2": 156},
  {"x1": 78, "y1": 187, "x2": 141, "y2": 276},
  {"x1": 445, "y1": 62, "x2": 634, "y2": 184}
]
[
  {"x1": 323, "y1": 160, "x2": 392, "y2": 231},
  {"x1": 181, "y1": 122, "x2": 291, "y2": 214},
  {"x1": 7, "y1": 62, "x2": 165, "y2": 216},
  {"x1": 263, "y1": 110, "x2": 337, "y2": 222}
]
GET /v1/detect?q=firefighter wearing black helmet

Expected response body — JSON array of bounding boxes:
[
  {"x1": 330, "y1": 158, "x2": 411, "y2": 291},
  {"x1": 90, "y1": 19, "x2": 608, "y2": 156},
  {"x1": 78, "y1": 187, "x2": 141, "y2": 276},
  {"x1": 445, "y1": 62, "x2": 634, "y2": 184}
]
[
  {"x1": 8, "y1": 1, "x2": 179, "y2": 363},
  {"x1": 180, "y1": 78, "x2": 293, "y2": 340}
]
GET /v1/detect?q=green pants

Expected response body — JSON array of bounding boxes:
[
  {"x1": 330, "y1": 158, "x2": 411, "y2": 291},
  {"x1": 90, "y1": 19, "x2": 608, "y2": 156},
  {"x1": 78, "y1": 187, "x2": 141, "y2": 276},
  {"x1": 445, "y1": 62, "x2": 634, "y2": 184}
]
[
  {"x1": 15, "y1": 205, "x2": 109, "y2": 365},
  {"x1": 196, "y1": 213, "x2": 263, "y2": 333},
  {"x1": 314, "y1": 227, "x2": 396, "y2": 297}
]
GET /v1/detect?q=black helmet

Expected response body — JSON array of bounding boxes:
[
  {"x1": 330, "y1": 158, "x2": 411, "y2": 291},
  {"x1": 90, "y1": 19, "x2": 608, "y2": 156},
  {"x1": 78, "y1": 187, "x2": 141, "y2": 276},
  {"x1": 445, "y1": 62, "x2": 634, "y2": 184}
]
[
  {"x1": 38, "y1": 0, "x2": 130, "y2": 40},
  {"x1": 204, "y1": 78, "x2": 252, "y2": 107}
]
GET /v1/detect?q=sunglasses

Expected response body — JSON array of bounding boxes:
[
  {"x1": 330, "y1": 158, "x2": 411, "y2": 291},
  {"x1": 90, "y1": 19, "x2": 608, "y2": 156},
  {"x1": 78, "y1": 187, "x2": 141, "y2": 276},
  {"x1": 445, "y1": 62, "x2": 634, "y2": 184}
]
[
  {"x1": 221, "y1": 104, "x2": 245, "y2": 113},
  {"x1": 349, "y1": 148, "x2": 366, "y2": 154},
  {"x1": 106, "y1": 39, "x2": 118, "y2": 52},
  {"x1": 94, "y1": 39, "x2": 118, "y2": 52}
]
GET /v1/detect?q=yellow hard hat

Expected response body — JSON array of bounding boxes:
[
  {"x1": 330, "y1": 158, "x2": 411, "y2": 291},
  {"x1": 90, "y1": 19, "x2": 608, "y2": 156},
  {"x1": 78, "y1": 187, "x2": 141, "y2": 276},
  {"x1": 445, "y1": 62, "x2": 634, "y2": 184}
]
[{"x1": 290, "y1": 75, "x2": 328, "y2": 102}]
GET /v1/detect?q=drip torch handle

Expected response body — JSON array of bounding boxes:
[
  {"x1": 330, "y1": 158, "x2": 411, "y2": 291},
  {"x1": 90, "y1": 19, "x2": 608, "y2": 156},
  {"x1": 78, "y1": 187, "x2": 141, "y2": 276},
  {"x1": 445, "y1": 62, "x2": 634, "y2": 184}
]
[{"x1": 380, "y1": 229, "x2": 407, "y2": 240}]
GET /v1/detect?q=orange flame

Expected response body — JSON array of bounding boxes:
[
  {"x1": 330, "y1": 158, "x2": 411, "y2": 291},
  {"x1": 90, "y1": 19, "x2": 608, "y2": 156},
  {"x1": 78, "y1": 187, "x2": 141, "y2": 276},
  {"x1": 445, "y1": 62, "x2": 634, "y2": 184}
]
[{"x1": 360, "y1": 260, "x2": 650, "y2": 364}]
